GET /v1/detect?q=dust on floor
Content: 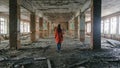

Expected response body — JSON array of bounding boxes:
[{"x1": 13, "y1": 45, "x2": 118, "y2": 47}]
[{"x1": 0, "y1": 36, "x2": 120, "y2": 68}]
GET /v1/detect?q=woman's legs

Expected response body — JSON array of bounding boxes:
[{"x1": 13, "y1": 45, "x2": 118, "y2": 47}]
[{"x1": 57, "y1": 43, "x2": 61, "y2": 51}]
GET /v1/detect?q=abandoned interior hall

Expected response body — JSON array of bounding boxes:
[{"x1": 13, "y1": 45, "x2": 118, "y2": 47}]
[{"x1": 0, "y1": 0, "x2": 120, "y2": 68}]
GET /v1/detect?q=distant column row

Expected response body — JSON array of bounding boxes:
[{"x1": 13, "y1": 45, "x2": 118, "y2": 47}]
[{"x1": 68, "y1": 0, "x2": 101, "y2": 50}]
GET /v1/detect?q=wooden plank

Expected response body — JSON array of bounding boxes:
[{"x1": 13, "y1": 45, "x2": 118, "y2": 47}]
[
  {"x1": 69, "y1": 59, "x2": 90, "y2": 68},
  {"x1": 47, "y1": 59, "x2": 52, "y2": 68}
]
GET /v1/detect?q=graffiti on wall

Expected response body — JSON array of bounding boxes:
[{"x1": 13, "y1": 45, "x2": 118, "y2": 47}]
[
  {"x1": 43, "y1": 20, "x2": 47, "y2": 30},
  {"x1": 70, "y1": 22, "x2": 74, "y2": 30}
]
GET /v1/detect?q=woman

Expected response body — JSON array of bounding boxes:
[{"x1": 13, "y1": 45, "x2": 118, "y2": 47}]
[{"x1": 55, "y1": 24, "x2": 63, "y2": 52}]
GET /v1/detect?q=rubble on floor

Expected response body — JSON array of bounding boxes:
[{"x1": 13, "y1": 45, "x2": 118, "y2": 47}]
[{"x1": 0, "y1": 37, "x2": 120, "y2": 68}]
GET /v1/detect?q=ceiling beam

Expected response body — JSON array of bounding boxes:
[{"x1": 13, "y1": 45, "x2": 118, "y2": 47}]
[{"x1": 81, "y1": 0, "x2": 91, "y2": 13}]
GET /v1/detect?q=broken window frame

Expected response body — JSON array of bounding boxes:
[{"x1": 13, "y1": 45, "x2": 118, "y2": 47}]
[
  {"x1": 101, "y1": 20, "x2": 103, "y2": 33},
  {"x1": 0, "y1": 17, "x2": 7, "y2": 34},
  {"x1": 119, "y1": 16, "x2": 120, "y2": 34},
  {"x1": 20, "y1": 21, "x2": 30, "y2": 33},
  {"x1": 110, "y1": 16, "x2": 117, "y2": 34},
  {"x1": 104, "y1": 18, "x2": 110, "y2": 34},
  {"x1": 86, "y1": 22, "x2": 91, "y2": 33}
]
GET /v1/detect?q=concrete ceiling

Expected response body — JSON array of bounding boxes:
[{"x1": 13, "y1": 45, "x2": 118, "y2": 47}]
[
  {"x1": 29, "y1": 0, "x2": 87, "y2": 22},
  {"x1": 0, "y1": 0, "x2": 9, "y2": 13},
  {"x1": 85, "y1": 0, "x2": 120, "y2": 21},
  {"x1": 0, "y1": 0, "x2": 87, "y2": 22},
  {"x1": 102, "y1": 0, "x2": 120, "y2": 16},
  {"x1": 0, "y1": 0, "x2": 120, "y2": 22}
]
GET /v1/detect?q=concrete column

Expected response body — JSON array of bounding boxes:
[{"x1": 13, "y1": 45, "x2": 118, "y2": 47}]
[
  {"x1": 48, "y1": 22, "x2": 52, "y2": 36},
  {"x1": 74, "y1": 17, "x2": 78, "y2": 38},
  {"x1": 30, "y1": 12, "x2": 36, "y2": 42},
  {"x1": 39, "y1": 17, "x2": 43, "y2": 38},
  {"x1": 68, "y1": 22, "x2": 70, "y2": 36},
  {"x1": 91, "y1": 0, "x2": 101, "y2": 50},
  {"x1": 47, "y1": 22, "x2": 50, "y2": 37},
  {"x1": 85, "y1": 22, "x2": 87, "y2": 35},
  {"x1": 7, "y1": 19, "x2": 9, "y2": 34},
  {"x1": 9, "y1": 0, "x2": 21, "y2": 49},
  {"x1": 35, "y1": 21, "x2": 40, "y2": 40},
  {"x1": 51, "y1": 22, "x2": 54, "y2": 36},
  {"x1": 50, "y1": 22, "x2": 52, "y2": 36},
  {"x1": 80, "y1": 13, "x2": 85, "y2": 42},
  {"x1": 66, "y1": 22, "x2": 69, "y2": 35},
  {"x1": 108, "y1": 18, "x2": 110, "y2": 34},
  {"x1": 103, "y1": 19, "x2": 105, "y2": 37}
]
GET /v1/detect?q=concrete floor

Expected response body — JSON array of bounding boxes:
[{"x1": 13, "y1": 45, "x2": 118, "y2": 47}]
[{"x1": 0, "y1": 36, "x2": 120, "y2": 68}]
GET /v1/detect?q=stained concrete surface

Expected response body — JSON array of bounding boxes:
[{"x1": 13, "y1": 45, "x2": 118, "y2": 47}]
[{"x1": 0, "y1": 36, "x2": 120, "y2": 68}]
